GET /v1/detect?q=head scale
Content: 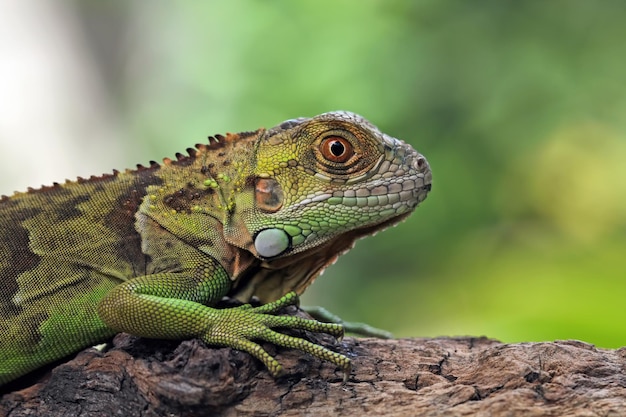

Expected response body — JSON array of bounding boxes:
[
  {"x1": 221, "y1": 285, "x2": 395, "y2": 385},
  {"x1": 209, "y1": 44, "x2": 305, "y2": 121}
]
[{"x1": 226, "y1": 111, "x2": 432, "y2": 302}]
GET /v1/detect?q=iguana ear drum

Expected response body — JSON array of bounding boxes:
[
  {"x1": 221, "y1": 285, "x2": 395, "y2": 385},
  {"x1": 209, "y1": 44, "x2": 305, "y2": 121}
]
[{"x1": 255, "y1": 178, "x2": 284, "y2": 213}]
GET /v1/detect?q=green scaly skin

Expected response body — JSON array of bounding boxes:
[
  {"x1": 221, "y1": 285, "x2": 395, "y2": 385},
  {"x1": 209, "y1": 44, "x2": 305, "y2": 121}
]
[{"x1": 0, "y1": 111, "x2": 431, "y2": 385}]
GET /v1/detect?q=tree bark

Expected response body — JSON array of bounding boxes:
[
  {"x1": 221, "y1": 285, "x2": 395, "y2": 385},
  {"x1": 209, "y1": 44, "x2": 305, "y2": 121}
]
[{"x1": 2, "y1": 318, "x2": 625, "y2": 416}]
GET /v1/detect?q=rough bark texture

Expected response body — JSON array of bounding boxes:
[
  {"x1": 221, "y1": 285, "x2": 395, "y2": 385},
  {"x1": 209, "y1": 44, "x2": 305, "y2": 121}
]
[{"x1": 2, "y1": 314, "x2": 625, "y2": 416}]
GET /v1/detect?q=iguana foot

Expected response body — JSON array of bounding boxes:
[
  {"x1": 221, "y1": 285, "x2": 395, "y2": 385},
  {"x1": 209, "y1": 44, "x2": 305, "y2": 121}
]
[{"x1": 202, "y1": 292, "x2": 351, "y2": 378}]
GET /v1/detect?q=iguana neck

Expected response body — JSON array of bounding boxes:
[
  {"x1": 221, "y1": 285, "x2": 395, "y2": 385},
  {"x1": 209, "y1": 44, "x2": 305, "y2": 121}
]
[
  {"x1": 136, "y1": 129, "x2": 264, "y2": 279},
  {"x1": 148, "y1": 129, "x2": 262, "y2": 220}
]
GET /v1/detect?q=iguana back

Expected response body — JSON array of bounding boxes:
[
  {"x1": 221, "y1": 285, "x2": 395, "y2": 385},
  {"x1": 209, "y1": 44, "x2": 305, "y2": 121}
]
[{"x1": 0, "y1": 164, "x2": 165, "y2": 381}]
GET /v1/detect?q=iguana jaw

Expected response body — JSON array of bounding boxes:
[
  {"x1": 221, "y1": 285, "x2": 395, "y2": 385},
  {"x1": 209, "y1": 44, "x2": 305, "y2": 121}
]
[
  {"x1": 228, "y1": 162, "x2": 432, "y2": 303},
  {"x1": 229, "y1": 205, "x2": 421, "y2": 304}
]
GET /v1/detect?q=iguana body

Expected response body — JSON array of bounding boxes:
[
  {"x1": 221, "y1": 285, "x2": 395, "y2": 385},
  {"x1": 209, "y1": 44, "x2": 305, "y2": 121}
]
[{"x1": 0, "y1": 111, "x2": 431, "y2": 385}]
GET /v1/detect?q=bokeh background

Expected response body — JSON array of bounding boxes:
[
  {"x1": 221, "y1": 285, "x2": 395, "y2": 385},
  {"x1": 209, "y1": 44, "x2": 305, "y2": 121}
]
[{"x1": 1, "y1": 1, "x2": 624, "y2": 347}]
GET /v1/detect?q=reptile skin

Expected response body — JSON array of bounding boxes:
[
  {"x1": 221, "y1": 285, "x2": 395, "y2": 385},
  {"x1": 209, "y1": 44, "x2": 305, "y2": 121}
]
[{"x1": 0, "y1": 111, "x2": 431, "y2": 384}]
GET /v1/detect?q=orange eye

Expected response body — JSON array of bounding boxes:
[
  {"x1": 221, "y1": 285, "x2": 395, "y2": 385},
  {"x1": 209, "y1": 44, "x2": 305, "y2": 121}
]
[{"x1": 320, "y1": 136, "x2": 354, "y2": 163}]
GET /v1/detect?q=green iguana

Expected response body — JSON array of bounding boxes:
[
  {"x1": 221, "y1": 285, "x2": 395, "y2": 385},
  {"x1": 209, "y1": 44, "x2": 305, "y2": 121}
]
[{"x1": 0, "y1": 111, "x2": 431, "y2": 385}]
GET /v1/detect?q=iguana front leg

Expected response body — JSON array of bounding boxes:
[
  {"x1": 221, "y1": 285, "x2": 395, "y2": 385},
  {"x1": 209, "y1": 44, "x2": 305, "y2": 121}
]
[{"x1": 97, "y1": 261, "x2": 350, "y2": 377}]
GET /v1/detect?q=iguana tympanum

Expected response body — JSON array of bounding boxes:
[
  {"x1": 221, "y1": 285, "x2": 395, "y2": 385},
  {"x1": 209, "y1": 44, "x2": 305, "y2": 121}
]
[{"x1": 0, "y1": 111, "x2": 431, "y2": 385}]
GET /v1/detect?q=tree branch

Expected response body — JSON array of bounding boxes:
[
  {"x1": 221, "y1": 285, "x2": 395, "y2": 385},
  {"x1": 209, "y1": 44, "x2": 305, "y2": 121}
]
[{"x1": 2, "y1": 322, "x2": 624, "y2": 416}]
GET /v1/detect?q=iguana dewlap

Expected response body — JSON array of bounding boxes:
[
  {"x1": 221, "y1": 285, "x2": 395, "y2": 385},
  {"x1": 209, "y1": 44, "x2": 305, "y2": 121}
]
[{"x1": 0, "y1": 111, "x2": 431, "y2": 385}]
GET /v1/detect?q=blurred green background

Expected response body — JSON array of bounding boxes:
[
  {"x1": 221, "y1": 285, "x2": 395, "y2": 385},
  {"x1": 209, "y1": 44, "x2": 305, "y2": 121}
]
[{"x1": 0, "y1": 1, "x2": 624, "y2": 347}]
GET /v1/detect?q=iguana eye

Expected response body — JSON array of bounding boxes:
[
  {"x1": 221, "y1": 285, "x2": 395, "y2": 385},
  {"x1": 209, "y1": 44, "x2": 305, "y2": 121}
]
[
  {"x1": 319, "y1": 136, "x2": 353, "y2": 163},
  {"x1": 308, "y1": 124, "x2": 381, "y2": 179}
]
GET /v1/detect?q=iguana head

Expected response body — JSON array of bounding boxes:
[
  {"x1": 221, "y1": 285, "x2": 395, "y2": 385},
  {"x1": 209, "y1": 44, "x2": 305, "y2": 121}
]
[{"x1": 227, "y1": 111, "x2": 432, "y2": 303}]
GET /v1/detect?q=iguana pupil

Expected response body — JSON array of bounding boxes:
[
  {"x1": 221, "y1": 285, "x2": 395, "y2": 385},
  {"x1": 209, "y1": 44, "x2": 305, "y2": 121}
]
[{"x1": 330, "y1": 141, "x2": 344, "y2": 156}]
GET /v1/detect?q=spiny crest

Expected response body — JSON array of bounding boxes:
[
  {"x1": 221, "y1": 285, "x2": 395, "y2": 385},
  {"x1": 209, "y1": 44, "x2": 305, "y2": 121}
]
[
  {"x1": 162, "y1": 128, "x2": 261, "y2": 166},
  {"x1": 0, "y1": 128, "x2": 263, "y2": 200},
  {"x1": 0, "y1": 171, "x2": 128, "y2": 201}
]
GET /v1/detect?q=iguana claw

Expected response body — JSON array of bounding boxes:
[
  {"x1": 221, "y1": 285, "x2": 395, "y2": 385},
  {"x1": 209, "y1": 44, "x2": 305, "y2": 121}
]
[{"x1": 202, "y1": 292, "x2": 351, "y2": 377}]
